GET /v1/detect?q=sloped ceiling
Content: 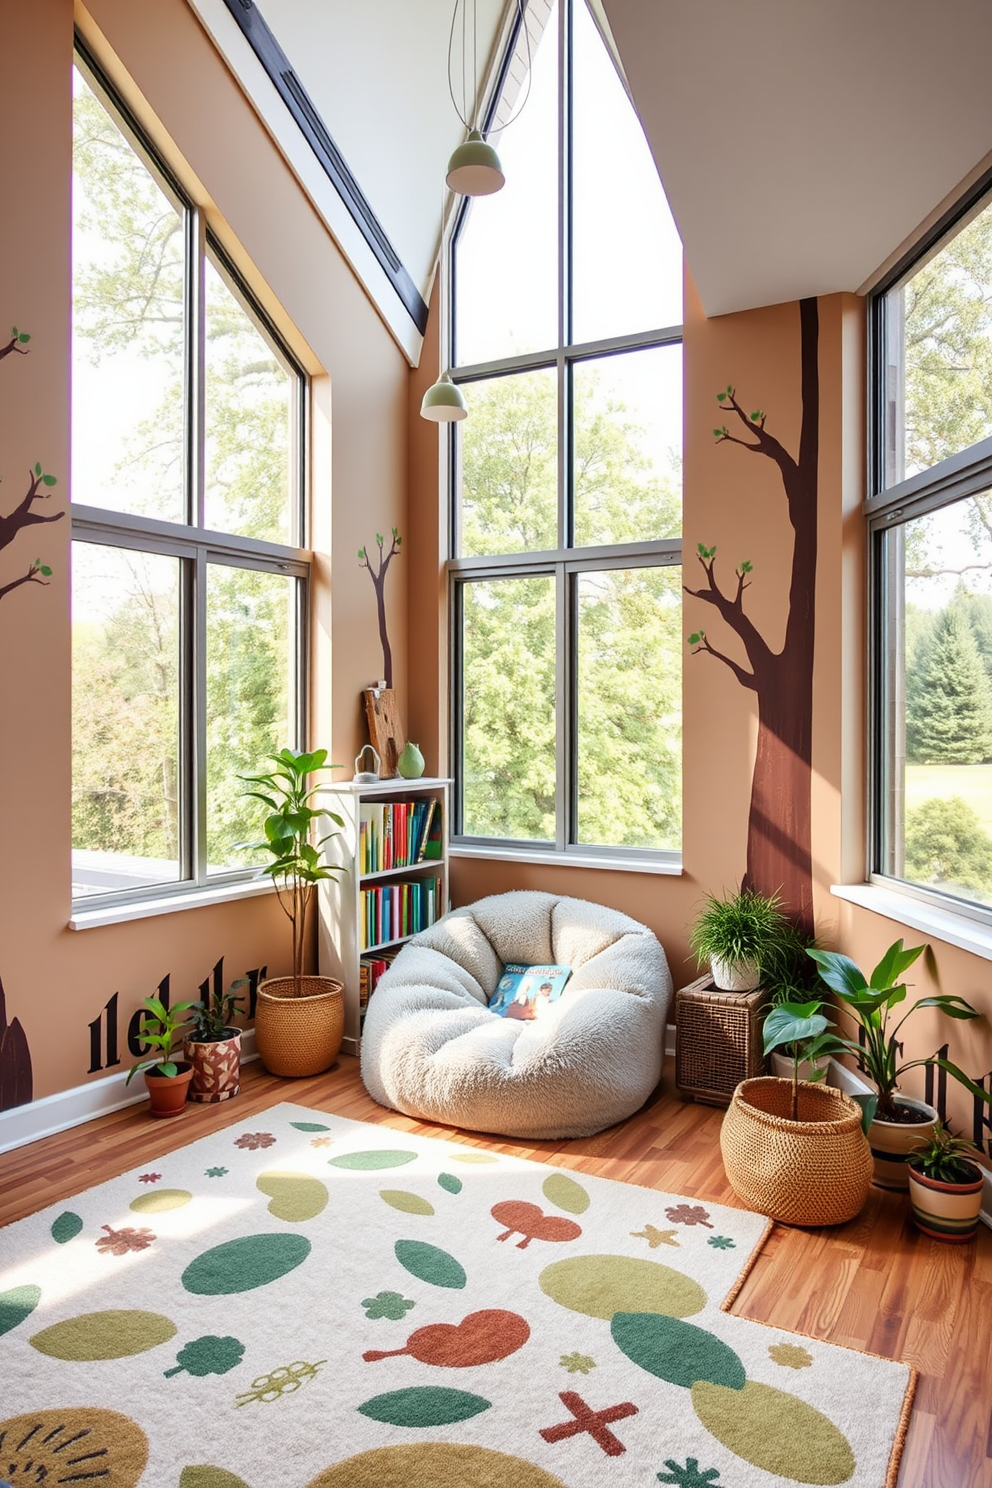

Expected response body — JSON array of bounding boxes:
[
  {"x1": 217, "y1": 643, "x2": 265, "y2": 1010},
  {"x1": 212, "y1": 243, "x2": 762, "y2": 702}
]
[{"x1": 602, "y1": 0, "x2": 992, "y2": 315}]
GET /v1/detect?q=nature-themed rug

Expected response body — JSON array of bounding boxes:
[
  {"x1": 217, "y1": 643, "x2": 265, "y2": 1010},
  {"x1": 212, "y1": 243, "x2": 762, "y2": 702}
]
[{"x1": 0, "y1": 1104, "x2": 913, "y2": 1488}]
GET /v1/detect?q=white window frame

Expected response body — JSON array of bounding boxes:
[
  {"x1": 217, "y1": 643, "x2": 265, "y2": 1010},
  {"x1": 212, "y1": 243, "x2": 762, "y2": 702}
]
[
  {"x1": 445, "y1": 0, "x2": 683, "y2": 869},
  {"x1": 70, "y1": 44, "x2": 310, "y2": 914}
]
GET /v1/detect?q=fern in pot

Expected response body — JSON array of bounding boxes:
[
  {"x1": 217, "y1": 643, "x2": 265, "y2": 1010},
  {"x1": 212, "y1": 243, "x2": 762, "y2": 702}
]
[
  {"x1": 242, "y1": 747, "x2": 346, "y2": 1078},
  {"x1": 183, "y1": 976, "x2": 246, "y2": 1104},
  {"x1": 907, "y1": 1126, "x2": 986, "y2": 1243},
  {"x1": 689, "y1": 887, "x2": 800, "y2": 992}
]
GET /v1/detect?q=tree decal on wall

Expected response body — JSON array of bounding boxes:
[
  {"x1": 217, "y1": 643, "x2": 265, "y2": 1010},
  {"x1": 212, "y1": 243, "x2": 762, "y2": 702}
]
[
  {"x1": 358, "y1": 527, "x2": 402, "y2": 688},
  {"x1": 686, "y1": 298, "x2": 819, "y2": 932},
  {"x1": 0, "y1": 974, "x2": 33, "y2": 1111},
  {"x1": 0, "y1": 325, "x2": 63, "y2": 605}
]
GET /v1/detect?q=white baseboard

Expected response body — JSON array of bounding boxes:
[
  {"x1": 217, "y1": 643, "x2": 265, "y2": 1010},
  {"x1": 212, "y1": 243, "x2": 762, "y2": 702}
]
[{"x1": 0, "y1": 1031, "x2": 258, "y2": 1156}]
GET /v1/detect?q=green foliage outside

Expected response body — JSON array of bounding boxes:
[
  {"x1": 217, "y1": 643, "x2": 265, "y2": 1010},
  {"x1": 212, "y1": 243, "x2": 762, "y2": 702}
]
[
  {"x1": 459, "y1": 373, "x2": 682, "y2": 848},
  {"x1": 71, "y1": 71, "x2": 296, "y2": 878},
  {"x1": 904, "y1": 796, "x2": 992, "y2": 899},
  {"x1": 905, "y1": 604, "x2": 992, "y2": 763}
]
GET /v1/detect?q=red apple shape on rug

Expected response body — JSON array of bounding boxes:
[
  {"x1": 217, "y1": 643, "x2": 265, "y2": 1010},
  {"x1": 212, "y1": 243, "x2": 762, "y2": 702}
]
[
  {"x1": 363, "y1": 1309, "x2": 530, "y2": 1367},
  {"x1": 491, "y1": 1199, "x2": 583, "y2": 1248}
]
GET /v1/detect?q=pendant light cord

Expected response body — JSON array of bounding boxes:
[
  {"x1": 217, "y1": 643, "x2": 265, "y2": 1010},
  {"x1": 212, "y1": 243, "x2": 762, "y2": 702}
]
[{"x1": 447, "y1": 0, "x2": 534, "y2": 136}]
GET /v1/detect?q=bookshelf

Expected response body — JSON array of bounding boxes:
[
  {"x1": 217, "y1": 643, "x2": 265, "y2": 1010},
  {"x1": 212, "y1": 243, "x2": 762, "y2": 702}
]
[{"x1": 316, "y1": 777, "x2": 451, "y2": 1056}]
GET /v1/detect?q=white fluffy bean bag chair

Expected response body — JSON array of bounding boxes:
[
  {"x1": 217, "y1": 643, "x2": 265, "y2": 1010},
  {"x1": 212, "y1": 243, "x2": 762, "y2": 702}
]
[{"x1": 360, "y1": 890, "x2": 671, "y2": 1139}]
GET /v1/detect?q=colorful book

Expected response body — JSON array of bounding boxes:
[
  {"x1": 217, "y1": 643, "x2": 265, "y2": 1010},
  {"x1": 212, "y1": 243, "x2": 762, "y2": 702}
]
[{"x1": 488, "y1": 963, "x2": 572, "y2": 1021}]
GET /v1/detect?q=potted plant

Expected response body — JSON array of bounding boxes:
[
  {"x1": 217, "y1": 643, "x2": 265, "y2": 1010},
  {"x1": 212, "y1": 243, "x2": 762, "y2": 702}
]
[
  {"x1": 689, "y1": 887, "x2": 801, "y2": 992},
  {"x1": 907, "y1": 1126, "x2": 987, "y2": 1242},
  {"x1": 719, "y1": 997, "x2": 873, "y2": 1226},
  {"x1": 183, "y1": 977, "x2": 246, "y2": 1104},
  {"x1": 809, "y1": 939, "x2": 992, "y2": 1190},
  {"x1": 242, "y1": 747, "x2": 346, "y2": 1077},
  {"x1": 125, "y1": 995, "x2": 198, "y2": 1118}
]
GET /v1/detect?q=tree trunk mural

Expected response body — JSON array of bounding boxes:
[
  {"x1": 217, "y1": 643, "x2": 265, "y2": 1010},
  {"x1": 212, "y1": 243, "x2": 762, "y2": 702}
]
[
  {"x1": 0, "y1": 975, "x2": 33, "y2": 1111},
  {"x1": 686, "y1": 297, "x2": 819, "y2": 933},
  {"x1": 358, "y1": 528, "x2": 402, "y2": 688}
]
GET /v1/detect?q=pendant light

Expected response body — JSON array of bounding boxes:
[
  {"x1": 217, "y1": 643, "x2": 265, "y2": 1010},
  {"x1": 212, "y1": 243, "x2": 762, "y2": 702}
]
[
  {"x1": 420, "y1": 370, "x2": 468, "y2": 423},
  {"x1": 445, "y1": 0, "x2": 532, "y2": 197}
]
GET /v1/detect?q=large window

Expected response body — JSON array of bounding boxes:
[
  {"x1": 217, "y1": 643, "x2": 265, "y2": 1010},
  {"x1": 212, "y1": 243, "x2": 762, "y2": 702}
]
[
  {"x1": 71, "y1": 51, "x2": 308, "y2": 905},
  {"x1": 870, "y1": 180, "x2": 992, "y2": 918},
  {"x1": 449, "y1": 0, "x2": 683, "y2": 860}
]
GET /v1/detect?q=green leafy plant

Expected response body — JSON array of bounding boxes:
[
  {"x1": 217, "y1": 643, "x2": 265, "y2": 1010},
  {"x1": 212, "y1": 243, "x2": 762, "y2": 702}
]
[
  {"x1": 125, "y1": 996, "x2": 197, "y2": 1082},
  {"x1": 808, "y1": 940, "x2": 992, "y2": 1123},
  {"x1": 187, "y1": 978, "x2": 246, "y2": 1042},
  {"x1": 761, "y1": 998, "x2": 846, "y2": 1122},
  {"x1": 908, "y1": 1125, "x2": 983, "y2": 1185},
  {"x1": 689, "y1": 887, "x2": 802, "y2": 987},
  {"x1": 241, "y1": 747, "x2": 344, "y2": 997}
]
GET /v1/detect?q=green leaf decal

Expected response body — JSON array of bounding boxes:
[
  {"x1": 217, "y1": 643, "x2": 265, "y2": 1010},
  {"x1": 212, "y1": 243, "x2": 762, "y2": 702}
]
[
  {"x1": 34, "y1": 461, "x2": 41, "y2": 476},
  {"x1": 450, "y1": 1152, "x2": 499, "y2": 1164},
  {"x1": 437, "y1": 1172, "x2": 463, "y2": 1194},
  {"x1": 289, "y1": 1121, "x2": 331, "y2": 1132},
  {"x1": 394, "y1": 1239, "x2": 467, "y2": 1289},
  {"x1": 380, "y1": 1190, "x2": 435, "y2": 1216},
  {"x1": 357, "y1": 1386, "x2": 491, "y2": 1428},
  {"x1": 329, "y1": 1149, "x2": 417, "y2": 1171},
  {"x1": 542, "y1": 1173, "x2": 591, "y2": 1214},
  {"x1": 611, "y1": 1312, "x2": 746, "y2": 1390},
  {"x1": 0, "y1": 1284, "x2": 42, "y2": 1337},
  {"x1": 179, "y1": 1469, "x2": 253, "y2": 1488},
  {"x1": 51, "y1": 1211, "x2": 83, "y2": 1244},
  {"x1": 42, "y1": 473, "x2": 57, "y2": 486},
  {"x1": 181, "y1": 1234, "x2": 311, "y2": 1295},
  {"x1": 30, "y1": 1309, "x2": 176, "y2": 1360}
]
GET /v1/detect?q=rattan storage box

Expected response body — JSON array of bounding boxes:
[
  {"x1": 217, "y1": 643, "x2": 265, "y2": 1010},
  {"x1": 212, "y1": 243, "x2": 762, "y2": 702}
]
[{"x1": 675, "y1": 975, "x2": 770, "y2": 1106}]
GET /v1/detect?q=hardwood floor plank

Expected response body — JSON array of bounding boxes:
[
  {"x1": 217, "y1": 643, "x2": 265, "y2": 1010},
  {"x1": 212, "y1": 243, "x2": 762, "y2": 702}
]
[{"x1": 1, "y1": 1053, "x2": 988, "y2": 1487}]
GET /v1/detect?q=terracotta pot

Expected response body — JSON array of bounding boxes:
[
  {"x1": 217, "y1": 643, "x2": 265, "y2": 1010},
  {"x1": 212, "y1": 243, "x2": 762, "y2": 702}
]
[
  {"x1": 908, "y1": 1161, "x2": 985, "y2": 1242},
  {"x1": 144, "y1": 1062, "x2": 194, "y2": 1118},
  {"x1": 869, "y1": 1095, "x2": 938, "y2": 1191},
  {"x1": 710, "y1": 956, "x2": 761, "y2": 992},
  {"x1": 254, "y1": 975, "x2": 344, "y2": 1078},
  {"x1": 183, "y1": 1029, "x2": 242, "y2": 1103},
  {"x1": 720, "y1": 1076, "x2": 873, "y2": 1226}
]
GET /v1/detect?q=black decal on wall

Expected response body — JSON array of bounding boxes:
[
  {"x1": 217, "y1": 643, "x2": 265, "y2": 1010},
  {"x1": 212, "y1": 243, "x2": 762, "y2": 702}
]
[
  {"x1": 924, "y1": 1045, "x2": 950, "y2": 1122},
  {"x1": 0, "y1": 974, "x2": 33, "y2": 1111},
  {"x1": 973, "y1": 1073, "x2": 992, "y2": 1158},
  {"x1": 127, "y1": 974, "x2": 171, "y2": 1058},
  {"x1": 246, "y1": 965, "x2": 267, "y2": 1018},
  {"x1": 686, "y1": 299, "x2": 819, "y2": 932},
  {"x1": 88, "y1": 992, "x2": 121, "y2": 1073},
  {"x1": 199, "y1": 958, "x2": 225, "y2": 1007}
]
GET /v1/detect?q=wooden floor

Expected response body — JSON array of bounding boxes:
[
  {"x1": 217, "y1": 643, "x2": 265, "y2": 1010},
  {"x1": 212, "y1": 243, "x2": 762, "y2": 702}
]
[{"x1": 1, "y1": 1055, "x2": 989, "y2": 1488}]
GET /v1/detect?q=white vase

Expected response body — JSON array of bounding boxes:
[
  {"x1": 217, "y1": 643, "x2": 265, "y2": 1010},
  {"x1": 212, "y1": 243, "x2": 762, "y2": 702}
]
[{"x1": 710, "y1": 956, "x2": 761, "y2": 992}]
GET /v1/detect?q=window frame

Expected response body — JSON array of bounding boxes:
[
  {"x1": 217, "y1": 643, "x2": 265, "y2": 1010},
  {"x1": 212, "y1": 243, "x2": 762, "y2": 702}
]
[
  {"x1": 445, "y1": 0, "x2": 683, "y2": 866},
  {"x1": 867, "y1": 172, "x2": 992, "y2": 927},
  {"x1": 70, "y1": 43, "x2": 310, "y2": 913}
]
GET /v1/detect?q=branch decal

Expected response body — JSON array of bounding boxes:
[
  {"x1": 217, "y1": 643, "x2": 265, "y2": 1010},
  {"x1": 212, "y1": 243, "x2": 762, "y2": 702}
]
[
  {"x1": 0, "y1": 327, "x2": 61, "y2": 607},
  {"x1": 358, "y1": 527, "x2": 402, "y2": 688}
]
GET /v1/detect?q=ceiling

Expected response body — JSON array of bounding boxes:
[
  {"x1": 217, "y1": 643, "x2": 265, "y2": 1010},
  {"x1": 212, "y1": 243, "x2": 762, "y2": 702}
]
[
  {"x1": 603, "y1": 0, "x2": 992, "y2": 315},
  {"x1": 196, "y1": 0, "x2": 992, "y2": 345}
]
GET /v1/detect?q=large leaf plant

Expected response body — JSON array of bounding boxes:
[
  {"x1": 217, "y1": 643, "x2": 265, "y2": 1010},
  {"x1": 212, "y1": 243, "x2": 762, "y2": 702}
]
[{"x1": 241, "y1": 748, "x2": 344, "y2": 997}]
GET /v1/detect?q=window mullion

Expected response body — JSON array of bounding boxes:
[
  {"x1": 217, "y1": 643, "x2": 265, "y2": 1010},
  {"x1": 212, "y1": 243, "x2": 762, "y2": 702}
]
[
  {"x1": 190, "y1": 208, "x2": 207, "y2": 530},
  {"x1": 555, "y1": 563, "x2": 570, "y2": 852},
  {"x1": 193, "y1": 548, "x2": 209, "y2": 883}
]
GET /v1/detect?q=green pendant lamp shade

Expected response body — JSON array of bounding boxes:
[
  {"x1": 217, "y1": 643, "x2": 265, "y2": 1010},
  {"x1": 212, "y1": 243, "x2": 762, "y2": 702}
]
[
  {"x1": 446, "y1": 130, "x2": 505, "y2": 196},
  {"x1": 421, "y1": 371, "x2": 468, "y2": 423}
]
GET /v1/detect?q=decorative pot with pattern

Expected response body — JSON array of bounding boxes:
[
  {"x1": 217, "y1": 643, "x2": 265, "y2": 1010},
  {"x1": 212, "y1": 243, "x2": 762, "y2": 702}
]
[
  {"x1": 908, "y1": 1160, "x2": 985, "y2": 1242},
  {"x1": 183, "y1": 1029, "x2": 242, "y2": 1103},
  {"x1": 143, "y1": 1062, "x2": 194, "y2": 1118},
  {"x1": 868, "y1": 1095, "x2": 938, "y2": 1191}
]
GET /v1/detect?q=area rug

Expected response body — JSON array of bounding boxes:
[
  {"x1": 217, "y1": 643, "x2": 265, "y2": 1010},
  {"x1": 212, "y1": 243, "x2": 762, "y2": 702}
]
[{"x1": 0, "y1": 1103, "x2": 913, "y2": 1488}]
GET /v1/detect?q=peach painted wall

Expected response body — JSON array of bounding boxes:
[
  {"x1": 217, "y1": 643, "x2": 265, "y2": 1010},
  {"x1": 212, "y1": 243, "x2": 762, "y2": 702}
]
[
  {"x1": 408, "y1": 269, "x2": 992, "y2": 1143},
  {"x1": 0, "y1": 0, "x2": 409, "y2": 1103}
]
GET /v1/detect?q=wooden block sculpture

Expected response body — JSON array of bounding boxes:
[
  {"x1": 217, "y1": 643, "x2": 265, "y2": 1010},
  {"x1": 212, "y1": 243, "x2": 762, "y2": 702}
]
[{"x1": 363, "y1": 687, "x2": 406, "y2": 778}]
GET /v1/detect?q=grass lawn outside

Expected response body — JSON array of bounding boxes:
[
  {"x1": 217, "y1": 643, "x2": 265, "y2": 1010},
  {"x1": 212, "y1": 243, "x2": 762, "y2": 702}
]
[{"x1": 905, "y1": 763, "x2": 992, "y2": 834}]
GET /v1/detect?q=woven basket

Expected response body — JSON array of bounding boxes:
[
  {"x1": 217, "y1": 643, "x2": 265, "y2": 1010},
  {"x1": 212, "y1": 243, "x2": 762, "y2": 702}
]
[
  {"x1": 720, "y1": 1076, "x2": 873, "y2": 1227},
  {"x1": 254, "y1": 976, "x2": 345, "y2": 1078}
]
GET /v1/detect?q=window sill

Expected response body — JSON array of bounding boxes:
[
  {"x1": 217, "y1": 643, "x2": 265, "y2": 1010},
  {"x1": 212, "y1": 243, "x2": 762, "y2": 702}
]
[
  {"x1": 830, "y1": 882, "x2": 992, "y2": 964},
  {"x1": 450, "y1": 844, "x2": 683, "y2": 876},
  {"x1": 69, "y1": 875, "x2": 275, "y2": 931}
]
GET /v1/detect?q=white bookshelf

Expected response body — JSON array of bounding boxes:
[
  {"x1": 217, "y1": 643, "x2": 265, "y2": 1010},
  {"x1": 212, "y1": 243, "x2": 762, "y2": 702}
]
[{"x1": 316, "y1": 777, "x2": 451, "y2": 1056}]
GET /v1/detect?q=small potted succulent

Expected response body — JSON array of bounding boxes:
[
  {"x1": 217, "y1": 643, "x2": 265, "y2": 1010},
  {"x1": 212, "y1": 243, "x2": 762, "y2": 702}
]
[
  {"x1": 907, "y1": 1127, "x2": 986, "y2": 1242},
  {"x1": 183, "y1": 977, "x2": 245, "y2": 1104},
  {"x1": 689, "y1": 886, "x2": 801, "y2": 992},
  {"x1": 242, "y1": 747, "x2": 346, "y2": 1077},
  {"x1": 719, "y1": 997, "x2": 873, "y2": 1226},
  {"x1": 809, "y1": 939, "x2": 992, "y2": 1190},
  {"x1": 126, "y1": 995, "x2": 197, "y2": 1118}
]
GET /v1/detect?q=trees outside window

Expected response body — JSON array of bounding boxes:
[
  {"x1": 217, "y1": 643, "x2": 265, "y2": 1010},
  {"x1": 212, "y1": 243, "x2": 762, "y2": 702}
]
[
  {"x1": 71, "y1": 51, "x2": 307, "y2": 904},
  {"x1": 449, "y1": 0, "x2": 683, "y2": 858},
  {"x1": 871, "y1": 182, "x2": 992, "y2": 913}
]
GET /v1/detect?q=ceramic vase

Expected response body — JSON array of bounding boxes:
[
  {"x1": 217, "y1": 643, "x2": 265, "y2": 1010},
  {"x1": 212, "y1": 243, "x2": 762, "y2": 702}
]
[{"x1": 397, "y1": 741, "x2": 425, "y2": 778}]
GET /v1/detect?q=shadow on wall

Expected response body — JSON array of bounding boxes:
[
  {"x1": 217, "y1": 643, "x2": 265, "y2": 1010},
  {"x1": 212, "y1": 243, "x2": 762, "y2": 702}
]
[{"x1": 0, "y1": 975, "x2": 33, "y2": 1110}]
